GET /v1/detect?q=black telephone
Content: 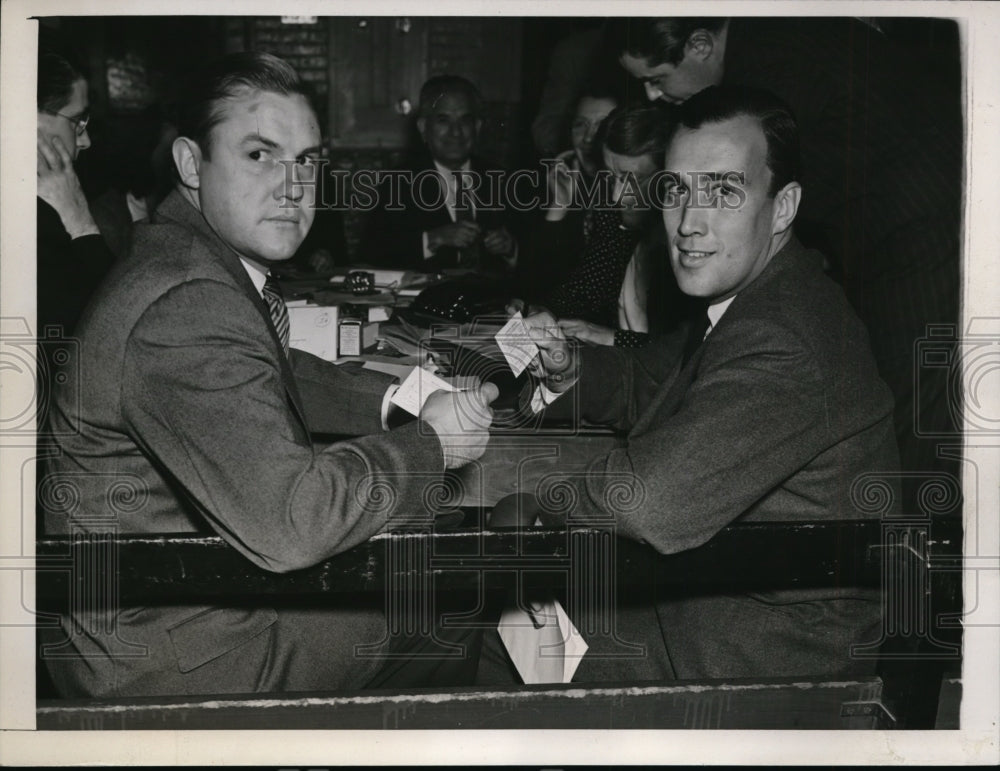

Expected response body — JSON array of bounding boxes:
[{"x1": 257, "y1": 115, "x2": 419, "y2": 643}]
[{"x1": 405, "y1": 277, "x2": 514, "y2": 325}]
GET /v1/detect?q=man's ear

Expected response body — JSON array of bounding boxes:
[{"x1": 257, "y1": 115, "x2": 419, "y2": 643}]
[
  {"x1": 416, "y1": 116, "x2": 427, "y2": 142},
  {"x1": 771, "y1": 181, "x2": 802, "y2": 236},
  {"x1": 172, "y1": 136, "x2": 202, "y2": 191},
  {"x1": 685, "y1": 28, "x2": 718, "y2": 63},
  {"x1": 474, "y1": 117, "x2": 483, "y2": 139}
]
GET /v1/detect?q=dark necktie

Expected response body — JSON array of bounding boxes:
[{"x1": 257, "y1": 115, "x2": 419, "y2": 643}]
[
  {"x1": 263, "y1": 275, "x2": 290, "y2": 355},
  {"x1": 680, "y1": 304, "x2": 710, "y2": 368},
  {"x1": 453, "y1": 172, "x2": 481, "y2": 268}
]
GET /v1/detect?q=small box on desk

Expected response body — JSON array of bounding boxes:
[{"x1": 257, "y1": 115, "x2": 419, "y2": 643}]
[{"x1": 288, "y1": 304, "x2": 338, "y2": 361}]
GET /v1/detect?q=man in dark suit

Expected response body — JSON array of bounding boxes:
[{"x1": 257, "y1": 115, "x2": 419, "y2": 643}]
[
  {"x1": 41, "y1": 52, "x2": 497, "y2": 698},
  {"x1": 608, "y1": 16, "x2": 962, "y2": 515},
  {"x1": 523, "y1": 86, "x2": 899, "y2": 679},
  {"x1": 362, "y1": 75, "x2": 518, "y2": 273}
]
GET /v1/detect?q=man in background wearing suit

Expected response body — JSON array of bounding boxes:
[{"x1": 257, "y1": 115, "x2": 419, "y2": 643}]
[
  {"x1": 41, "y1": 52, "x2": 497, "y2": 698},
  {"x1": 524, "y1": 86, "x2": 899, "y2": 680},
  {"x1": 363, "y1": 75, "x2": 519, "y2": 273}
]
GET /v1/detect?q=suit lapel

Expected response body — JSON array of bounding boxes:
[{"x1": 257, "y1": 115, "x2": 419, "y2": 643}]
[
  {"x1": 628, "y1": 237, "x2": 810, "y2": 437},
  {"x1": 153, "y1": 193, "x2": 310, "y2": 429}
]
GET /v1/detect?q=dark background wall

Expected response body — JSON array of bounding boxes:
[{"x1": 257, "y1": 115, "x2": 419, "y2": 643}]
[{"x1": 39, "y1": 15, "x2": 961, "y2": 262}]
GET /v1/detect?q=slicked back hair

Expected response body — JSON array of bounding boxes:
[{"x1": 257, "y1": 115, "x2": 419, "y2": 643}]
[
  {"x1": 674, "y1": 85, "x2": 801, "y2": 197},
  {"x1": 177, "y1": 51, "x2": 312, "y2": 159},
  {"x1": 607, "y1": 17, "x2": 727, "y2": 67}
]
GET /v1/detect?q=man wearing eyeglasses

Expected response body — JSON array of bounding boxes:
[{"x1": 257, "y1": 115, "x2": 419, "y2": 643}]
[{"x1": 36, "y1": 49, "x2": 113, "y2": 335}]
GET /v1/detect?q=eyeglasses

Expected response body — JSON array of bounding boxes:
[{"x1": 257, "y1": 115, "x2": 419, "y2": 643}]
[{"x1": 43, "y1": 110, "x2": 90, "y2": 136}]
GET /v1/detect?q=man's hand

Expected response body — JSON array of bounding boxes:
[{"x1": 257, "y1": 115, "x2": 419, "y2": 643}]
[
  {"x1": 557, "y1": 318, "x2": 615, "y2": 347},
  {"x1": 427, "y1": 221, "x2": 481, "y2": 252},
  {"x1": 523, "y1": 311, "x2": 577, "y2": 393},
  {"x1": 37, "y1": 135, "x2": 98, "y2": 239},
  {"x1": 421, "y1": 383, "x2": 499, "y2": 469},
  {"x1": 483, "y1": 226, "x2": 516, "y2": 261}
]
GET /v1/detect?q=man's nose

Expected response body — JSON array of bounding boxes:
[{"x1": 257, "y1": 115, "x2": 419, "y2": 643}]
[
  {"x1": 677, "y1": 201, "x2": 706, "y2": 236},
  {"x1": 77, "y1": 127, "x2": 91, "y2": 152},
  {"x1": 643, "y1": 81, "x2": 662, "y2": 102},
  {"x1": 274, "y1": 162, "x2": 309, "y2": 202}
]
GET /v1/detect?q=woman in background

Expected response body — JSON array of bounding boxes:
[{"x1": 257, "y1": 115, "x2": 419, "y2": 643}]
[{"x1": 544, "y1": 105, "x2": 691, "y2": 348}]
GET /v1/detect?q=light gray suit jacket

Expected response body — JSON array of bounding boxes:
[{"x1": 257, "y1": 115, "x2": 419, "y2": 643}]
[
  {"x1": 42, "y1": 191, "x2": 445, "y2": 697},
  {"x1": 544, "y1": 237, "x2": 899, "y2": 679}
]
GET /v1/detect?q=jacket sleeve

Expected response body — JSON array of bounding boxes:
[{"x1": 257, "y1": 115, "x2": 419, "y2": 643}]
[
  {"x1": 289, "y1": 349, "x2": 392, "y2": 436},
  {"x1": 121, "y1": 278, "x2": 445, "y2": 573},
  {"x1": 548, "y1": 318, "x2": 832, "y2": 555}
]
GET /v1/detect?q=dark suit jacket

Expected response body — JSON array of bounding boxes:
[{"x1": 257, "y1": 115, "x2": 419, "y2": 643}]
[
  {"x1": 543, "y1": 237, "x2": 899, "y2": 679},
  {"x1": 42, "y1": 191, "x2": 445, "y2": 697},
  {"x1": 37, "y1": 199, "x2": 116, "y2": 336},
  {"x1": 361, "y1": 154, "x2": 517, "y2": 272}
]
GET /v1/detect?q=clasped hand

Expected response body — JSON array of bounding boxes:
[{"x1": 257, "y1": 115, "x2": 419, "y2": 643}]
[
  {"x1": 420, "y1": 383, "x2": 500, "y2": 469},
  {"x1": 521, "y1": 311, "x2": 578, "y2": 393}
]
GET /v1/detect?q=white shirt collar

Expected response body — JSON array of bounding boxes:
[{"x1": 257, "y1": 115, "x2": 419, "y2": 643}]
[
  {"x1": 433, "y1": 159, "x2": 472, "y2": 178},
  {"x1": 706, "y1": 295, "x2": 737, "y2": 334},
  {"x1": 240, "y1": 258, "x2": 268, "y2": 298}
]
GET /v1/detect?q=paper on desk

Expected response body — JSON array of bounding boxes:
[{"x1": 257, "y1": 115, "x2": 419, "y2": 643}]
[
  {"x1": 390, "y1": 366, "x2": 464, "y2": 415},
  {"x1": 498, "y1": 599, "x2": 588, "y2": 684},
  {"x1": 494, "y1": 312, "x2": 540, "y2": 377},
  {"x1": 287, "y1": 305, "x2": 338, "y2": 361}
]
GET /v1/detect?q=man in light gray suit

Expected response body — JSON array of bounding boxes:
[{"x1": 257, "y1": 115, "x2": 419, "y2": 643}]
[
  {"x1": 41, "y1": 52, "x2": 497, "y2": 697},
  {"x1": 524, "y1": 86, "x2": 899, "y2": 680}
]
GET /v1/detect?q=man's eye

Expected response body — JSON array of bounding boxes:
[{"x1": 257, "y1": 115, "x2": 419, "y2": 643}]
[
  {"x1": 296, "y1": 155, "x2": 317, "y2": 166},
  {"x1": 248, "y1": 149, "x2": 271, "y2": 162}
]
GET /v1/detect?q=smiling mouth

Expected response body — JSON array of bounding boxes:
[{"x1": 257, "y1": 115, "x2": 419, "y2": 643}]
[
  {"x1": 677, "y1": 248, "x2": 714, "y2": 267},
  {"x1": 266, "y1": 216, "x2": 299, "y2": 224}
]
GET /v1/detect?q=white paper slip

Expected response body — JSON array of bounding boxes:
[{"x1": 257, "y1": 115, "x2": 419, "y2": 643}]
[
  {"x1": 494, "y1": 312, "x2": 540, "y2": 377},
  {"x1": 287, "y1": 305, "x2": 338, "y2": 361},
  {"x1": 390, "y1": 366, "x2": 459, "y2": 416},
  {"x1": 498, "y1": 598, "x2": 588, "y2": 685}
]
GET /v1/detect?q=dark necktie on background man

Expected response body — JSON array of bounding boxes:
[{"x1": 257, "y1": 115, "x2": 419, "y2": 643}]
[
  {"x1": 680, "y1": 302, "x2": 710, "y2": 369},
  {"x1": 453, "y1": 171, "x2": 481, "y2": 268},
  {"x1": 263, "y1": 275, "x2": 290, "y2": 355}
]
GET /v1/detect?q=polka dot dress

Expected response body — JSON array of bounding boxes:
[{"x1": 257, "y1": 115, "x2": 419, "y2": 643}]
[{"x1": 546, "y1": 209, "x2": 649, "y2": 347}]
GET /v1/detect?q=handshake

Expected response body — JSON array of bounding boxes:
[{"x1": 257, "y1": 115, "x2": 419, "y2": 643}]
[{"x1": 417, "y1": 310, "x2": 579, "y2": 469}]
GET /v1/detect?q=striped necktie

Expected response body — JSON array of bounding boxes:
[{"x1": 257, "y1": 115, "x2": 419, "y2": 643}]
[{"x1": 262, "y1": 275, "x2": 290, "y2": 355}]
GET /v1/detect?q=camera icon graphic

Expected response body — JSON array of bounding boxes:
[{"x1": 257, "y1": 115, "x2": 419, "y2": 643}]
[
  {"x1": 914, "y1": 318, "x2": 1000, "y2": 437},
  {"x1": 0, "y1": 318, "x2": 81, "y2": 437}
]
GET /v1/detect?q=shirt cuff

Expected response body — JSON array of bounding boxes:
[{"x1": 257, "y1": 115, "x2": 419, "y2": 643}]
[
  {"x1": 422, "y1": 231, "x2": 434, "y2": 259},
  {"x1": 381, "y1": 383, "x2": 401, "y2": 429},
  {"x1": 530, "y1": 380, "x2": 574, "y2": 413}
]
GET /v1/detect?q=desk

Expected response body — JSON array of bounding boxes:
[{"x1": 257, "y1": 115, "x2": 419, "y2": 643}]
[{"x1": 452, "y1": 431, "x2": 618, "y2": 509}]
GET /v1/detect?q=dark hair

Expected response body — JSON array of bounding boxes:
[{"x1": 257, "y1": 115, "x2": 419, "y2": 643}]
[
  {"x1": 418, "y1": 75, "x2": 482, "y2": 119},
  {"x1": 674, "y1": 85, "x2": 801, "y2": 196},
  {"x1": 177, "y1": 51, "x2": 311, "y2": 158},
  {"x1": 575, "y1": 78, "x2": 620, "y2": 110},
  {"x1": 607, "y1": 18, "x2": 727, "y2": 67},
  {"x1": 597, "y1": 104, "x2": 674, "y2": 160},
  {"x1": 38, "y1": 50, "x2": 84, "y2": 112}
]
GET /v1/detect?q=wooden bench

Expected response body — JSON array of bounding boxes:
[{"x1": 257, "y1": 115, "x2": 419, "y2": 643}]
[{"x1": 34, "y1": 516, "x2": 963, "y2": 730}]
